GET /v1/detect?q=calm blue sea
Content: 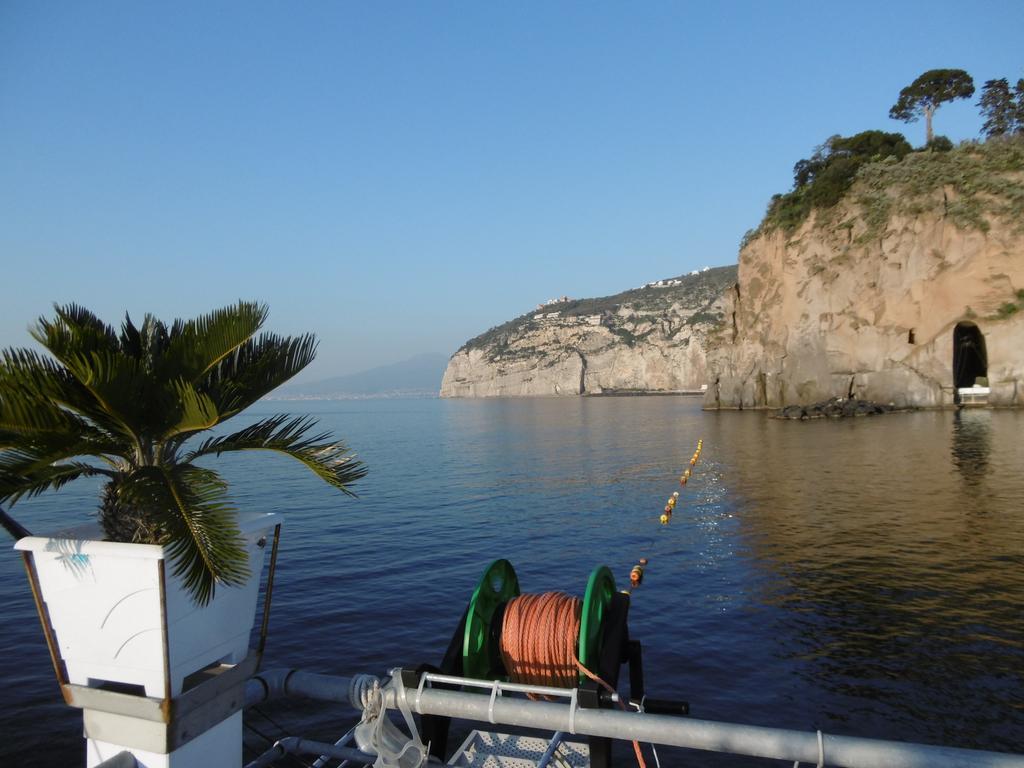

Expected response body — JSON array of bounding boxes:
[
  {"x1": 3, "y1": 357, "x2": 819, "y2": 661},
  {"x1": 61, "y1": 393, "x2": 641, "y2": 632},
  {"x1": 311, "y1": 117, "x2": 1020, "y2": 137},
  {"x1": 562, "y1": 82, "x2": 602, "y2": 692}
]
[{"x1": 1, "y1": 397, "x2": 1022, "y2": 765}]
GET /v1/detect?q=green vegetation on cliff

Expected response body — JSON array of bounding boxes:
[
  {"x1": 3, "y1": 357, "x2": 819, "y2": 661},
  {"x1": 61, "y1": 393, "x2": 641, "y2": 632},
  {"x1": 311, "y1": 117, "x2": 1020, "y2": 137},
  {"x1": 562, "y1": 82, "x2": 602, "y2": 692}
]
[
  {"x1": 761, "y1": 130, "x2": 913, "y2": 233},
  {"x1": 747, "y1": 66, "x2": 1024, "y2": 242},
  {"x1": 853, "y1": 135, "x2": 1024, "y2": 238},
  {"x1": 459, "y1": 265, "x2": 737, "y2": 353},
  {"x1": 752, "y1": 135, "x2": 1024, "y2": 240}
]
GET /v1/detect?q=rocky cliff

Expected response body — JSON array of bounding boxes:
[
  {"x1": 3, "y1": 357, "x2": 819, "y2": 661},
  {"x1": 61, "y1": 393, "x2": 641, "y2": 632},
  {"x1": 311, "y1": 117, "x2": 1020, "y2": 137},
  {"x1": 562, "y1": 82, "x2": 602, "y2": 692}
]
[
  {"x1": 705, "y1": 138, "x2": 1024, "y2": 409},
  {"x1": 440, "y1": 267, "x2": 736, "y2": 397}
]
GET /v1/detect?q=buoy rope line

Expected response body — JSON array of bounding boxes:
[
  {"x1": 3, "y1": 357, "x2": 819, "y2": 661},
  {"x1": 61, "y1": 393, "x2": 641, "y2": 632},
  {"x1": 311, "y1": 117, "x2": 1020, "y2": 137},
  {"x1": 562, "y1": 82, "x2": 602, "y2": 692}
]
[
  {"x1": 625, "y1": 438, "x2": 703, "y2": 593},
  {"x1": 467, "y1": 440, "x2": 706, "y2": 768},
  {"x1": 499, "y1": 592, "x2": 648, "y2": 768}
]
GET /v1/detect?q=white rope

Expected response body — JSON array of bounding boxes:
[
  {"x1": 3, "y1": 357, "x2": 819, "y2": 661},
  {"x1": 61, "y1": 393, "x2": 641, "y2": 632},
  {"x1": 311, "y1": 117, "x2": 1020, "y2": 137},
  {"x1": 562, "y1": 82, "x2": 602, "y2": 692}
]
[
  {"x1": 632, "y1": 697, "x2": 661, "y2": 768},
  {"x1": 351, "y1": 674, "x2": 428, "y2": 768}
]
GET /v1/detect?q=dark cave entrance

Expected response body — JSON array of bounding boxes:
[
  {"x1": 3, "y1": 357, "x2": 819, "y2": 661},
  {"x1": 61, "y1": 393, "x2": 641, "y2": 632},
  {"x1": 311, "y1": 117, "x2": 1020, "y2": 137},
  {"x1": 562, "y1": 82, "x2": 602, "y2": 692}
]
[{"x1": 952, "y1": 322, "x2": 987, "y2": 397}]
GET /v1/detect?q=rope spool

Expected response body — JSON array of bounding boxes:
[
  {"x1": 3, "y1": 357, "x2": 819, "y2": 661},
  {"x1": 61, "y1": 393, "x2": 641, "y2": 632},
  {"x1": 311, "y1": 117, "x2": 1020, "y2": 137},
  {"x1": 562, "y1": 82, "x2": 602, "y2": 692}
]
[
  {"x1": 499, "y1": 592, "x2": 581, "y2": 690},
  {"x1": 462, "y1": 560, "x2": 616, "y2": 686}
]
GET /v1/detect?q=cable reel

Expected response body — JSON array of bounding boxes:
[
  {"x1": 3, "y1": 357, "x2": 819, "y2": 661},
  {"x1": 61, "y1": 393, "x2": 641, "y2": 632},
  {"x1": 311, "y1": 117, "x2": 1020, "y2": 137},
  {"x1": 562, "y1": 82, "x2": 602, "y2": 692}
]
[
  {"x1": 462, "y1": 559, "x2": 618, "y2": 685},
  {"x1": 421, "y1": 560, "x2": 689, "y2": 768}
]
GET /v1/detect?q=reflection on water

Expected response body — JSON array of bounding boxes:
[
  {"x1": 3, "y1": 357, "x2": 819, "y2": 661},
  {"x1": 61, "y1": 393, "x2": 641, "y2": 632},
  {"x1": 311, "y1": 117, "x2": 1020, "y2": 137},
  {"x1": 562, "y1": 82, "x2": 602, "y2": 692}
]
[
  {"x1": 0, "y1": 399, "x2": 1022, "y2": 765},
  {"x1": 708, "y1": 409, "x2": 1024, "y2": 752},
  {"x1": 952, "y1": 408, "x2": 991, "y2": 484}
]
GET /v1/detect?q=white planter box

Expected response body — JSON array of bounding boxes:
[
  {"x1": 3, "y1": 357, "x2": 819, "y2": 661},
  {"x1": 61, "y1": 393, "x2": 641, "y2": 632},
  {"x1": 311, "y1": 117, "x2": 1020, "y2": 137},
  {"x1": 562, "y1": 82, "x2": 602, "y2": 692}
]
[{"x1": 16, "y1": 511, "x2": 281, "y2": 699}]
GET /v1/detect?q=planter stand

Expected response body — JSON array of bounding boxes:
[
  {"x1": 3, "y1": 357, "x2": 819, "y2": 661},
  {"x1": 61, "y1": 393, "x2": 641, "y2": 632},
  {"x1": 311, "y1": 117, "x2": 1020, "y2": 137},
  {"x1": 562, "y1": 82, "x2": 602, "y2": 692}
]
[{"x1": 16, "y1": 513, "x2": 282, "y2": 768}]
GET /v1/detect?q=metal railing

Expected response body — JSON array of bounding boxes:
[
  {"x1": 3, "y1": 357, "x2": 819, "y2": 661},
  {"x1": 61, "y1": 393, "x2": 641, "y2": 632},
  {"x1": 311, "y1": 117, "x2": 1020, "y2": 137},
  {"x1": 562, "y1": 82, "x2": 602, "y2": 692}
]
[{"x1": 243, "y1": 667, "x2": 1024, "y2": 768}]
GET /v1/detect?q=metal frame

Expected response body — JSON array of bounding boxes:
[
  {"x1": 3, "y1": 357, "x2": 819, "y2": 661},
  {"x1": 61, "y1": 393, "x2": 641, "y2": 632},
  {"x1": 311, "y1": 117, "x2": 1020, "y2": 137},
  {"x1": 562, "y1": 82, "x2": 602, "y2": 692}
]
[
  {"x1": 20, "y1": 551, "x2": 70, "y2": 700},
  {"x1": 244, "y1": 667, "x2": 1024, "y2": 768},
  {"x1": 257, "y1": 523, "x2": 282, "y2": 658}
]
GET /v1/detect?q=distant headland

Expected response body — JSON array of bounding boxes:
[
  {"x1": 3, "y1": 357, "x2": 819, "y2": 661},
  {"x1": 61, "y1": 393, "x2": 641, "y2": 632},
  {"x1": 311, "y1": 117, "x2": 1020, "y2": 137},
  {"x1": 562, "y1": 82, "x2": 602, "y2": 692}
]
[{"x1": 442, "y1": 70, "x2": 1024, "y2": 408}]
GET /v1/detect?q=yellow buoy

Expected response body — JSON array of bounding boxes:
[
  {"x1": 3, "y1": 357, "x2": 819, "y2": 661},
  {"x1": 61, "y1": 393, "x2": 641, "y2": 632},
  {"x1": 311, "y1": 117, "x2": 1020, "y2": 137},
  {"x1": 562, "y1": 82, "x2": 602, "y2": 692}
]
[{"x1": 660, "y1": 513, "x2": 670, "y2": 525}]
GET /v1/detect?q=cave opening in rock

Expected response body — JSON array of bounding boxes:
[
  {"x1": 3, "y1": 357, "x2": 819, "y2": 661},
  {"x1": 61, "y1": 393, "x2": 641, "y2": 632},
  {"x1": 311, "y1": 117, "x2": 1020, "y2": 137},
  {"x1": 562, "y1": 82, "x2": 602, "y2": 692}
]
[{"x1": 953, "y1": 322, "x2": 987, "y2": 393}]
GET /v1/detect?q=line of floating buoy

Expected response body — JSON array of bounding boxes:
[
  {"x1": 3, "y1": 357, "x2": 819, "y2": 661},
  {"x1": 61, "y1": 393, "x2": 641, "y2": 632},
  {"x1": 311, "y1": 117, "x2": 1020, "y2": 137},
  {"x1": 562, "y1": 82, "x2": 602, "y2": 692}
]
[
  {"x1": 660, "y1": 491, "x2": 679, "y2": 525},
  {"x1": 627, "y1": 439, "x2": 703, "y2": 594}
]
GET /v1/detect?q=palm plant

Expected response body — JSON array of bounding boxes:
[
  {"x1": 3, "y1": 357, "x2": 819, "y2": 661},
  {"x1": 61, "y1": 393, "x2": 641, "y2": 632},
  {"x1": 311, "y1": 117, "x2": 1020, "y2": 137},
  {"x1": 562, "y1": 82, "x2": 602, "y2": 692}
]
[{"x1": 0, "y1": 302, "x2": 367, "y2": 604}]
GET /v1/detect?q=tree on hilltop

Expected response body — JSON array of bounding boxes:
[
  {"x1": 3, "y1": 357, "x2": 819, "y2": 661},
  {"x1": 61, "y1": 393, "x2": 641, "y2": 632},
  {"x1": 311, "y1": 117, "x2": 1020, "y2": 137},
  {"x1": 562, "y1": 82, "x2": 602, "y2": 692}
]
[
  {"x1": 765, "y1": 130, "x2": 913, "y2": 230},
  {"x1": 889, "y1": 69, "x2": 975, "y2": 144},
  {"x1": 978, "y1": 77, "x2": 1024, "y2": 138},
  {"x1": 791, "y1": 130, "x2": 911, "y2": 204}
]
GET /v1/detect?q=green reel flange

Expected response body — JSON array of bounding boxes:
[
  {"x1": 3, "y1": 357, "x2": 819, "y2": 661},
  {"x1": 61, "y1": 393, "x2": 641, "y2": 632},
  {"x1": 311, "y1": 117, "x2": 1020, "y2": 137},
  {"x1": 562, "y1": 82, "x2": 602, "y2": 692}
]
[
  {"x1": 577, "y1": 565, "x2": 616, "y2": 682},
  {"x1": 463, "y1": 559, "x2": 520, "y2": 680},
  {"x1": 462, "y1": 560, "x2": 616, "y2": 685}
]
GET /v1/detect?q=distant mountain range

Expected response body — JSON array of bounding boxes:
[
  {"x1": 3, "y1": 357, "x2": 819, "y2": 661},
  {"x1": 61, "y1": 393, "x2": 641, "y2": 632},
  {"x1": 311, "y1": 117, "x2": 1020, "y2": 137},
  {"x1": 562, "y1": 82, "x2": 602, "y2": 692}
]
[{"x1": 269, "y1": 352, "x2": 449, "y2": 399}]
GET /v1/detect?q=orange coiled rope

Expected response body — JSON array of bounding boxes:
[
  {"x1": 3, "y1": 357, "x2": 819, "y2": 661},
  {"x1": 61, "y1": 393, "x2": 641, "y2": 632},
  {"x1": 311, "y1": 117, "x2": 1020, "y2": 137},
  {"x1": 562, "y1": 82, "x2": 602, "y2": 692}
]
[
  {"x1": 499, "y1": 592, "x2": 581, "y2": 691},
  {"x1": 499, "y1": 592, "x2": 647, "y2": 767}
]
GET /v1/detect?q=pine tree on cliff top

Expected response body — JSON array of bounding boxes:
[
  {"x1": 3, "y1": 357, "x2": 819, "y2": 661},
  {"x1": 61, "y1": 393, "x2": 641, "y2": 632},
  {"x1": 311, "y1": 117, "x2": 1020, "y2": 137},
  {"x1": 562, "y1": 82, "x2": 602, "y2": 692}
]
[
  {"x1": 978, "y1": 77, "x2": 1024, "y2": 138},
  {"x1": 889, "y1": 69, "x2": 975, "y2": 144}
]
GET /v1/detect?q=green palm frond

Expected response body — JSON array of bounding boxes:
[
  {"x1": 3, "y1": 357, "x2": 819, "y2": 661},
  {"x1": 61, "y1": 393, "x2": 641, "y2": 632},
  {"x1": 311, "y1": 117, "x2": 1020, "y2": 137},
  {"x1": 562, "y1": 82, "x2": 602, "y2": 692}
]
[
  {"x1": 202, "y1": 333, "x2": 318, "y2": 418},
  {"x1": 31, "y1": 304, "x2": 120, "y2": 364},
  {"x1": 158, "y1": 380, "x2": 221, "y2": 442},
  {"x1": 185, "y1": 414, "x2": 367, "y2": 494},
  {"x1": 0, "y1": 430, "x2": 127, "y2": 471},
  {"x1": 58, "y1": 350, "x2": 151, "y2": 440},
  {"x1": 118, "y1": 312, "x2": 171, "y2": 370},
  {"x1": 162, "y1": 301, "x2": 269, "y2": 383},
  {"x1": 119, "y1": 465, "x2": 249, "y2": 605},
  {"x1": 0, "y1": 460, "x2": 116, "y2": 505},
  {"x1": 0, "y1": 349, "x2": 95, "y2": 434}
]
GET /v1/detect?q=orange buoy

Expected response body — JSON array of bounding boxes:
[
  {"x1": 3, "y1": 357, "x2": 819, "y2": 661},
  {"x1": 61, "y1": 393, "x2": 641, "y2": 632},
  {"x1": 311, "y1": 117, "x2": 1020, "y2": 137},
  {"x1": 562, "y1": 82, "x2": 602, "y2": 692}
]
[{"x1": 629, "y1": 564, "x2": 645, "y2": 587}]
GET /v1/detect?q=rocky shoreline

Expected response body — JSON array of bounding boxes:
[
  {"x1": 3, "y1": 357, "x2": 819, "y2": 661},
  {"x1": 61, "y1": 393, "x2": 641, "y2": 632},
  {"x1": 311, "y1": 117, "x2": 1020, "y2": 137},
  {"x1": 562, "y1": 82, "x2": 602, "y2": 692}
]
[{"x1": 775, "y1": 397, "x2": 903, "y2": 420}]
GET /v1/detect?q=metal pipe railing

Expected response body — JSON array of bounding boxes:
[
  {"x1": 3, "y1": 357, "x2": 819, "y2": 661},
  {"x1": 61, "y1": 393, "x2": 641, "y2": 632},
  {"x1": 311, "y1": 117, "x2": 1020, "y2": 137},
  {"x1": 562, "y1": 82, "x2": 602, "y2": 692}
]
[
  {"x1": 244, "y1": 668, "x2": 1024, "y2": 768},
  {"x1": 244, "y1": 737, "x2": 376, "y2": 768},
  {"x1": 246, "y1": 668, "x2": 354, "y2": 707},
  {"x1": 390, "y1": 670, "x2": 1024, "y2": 768}
]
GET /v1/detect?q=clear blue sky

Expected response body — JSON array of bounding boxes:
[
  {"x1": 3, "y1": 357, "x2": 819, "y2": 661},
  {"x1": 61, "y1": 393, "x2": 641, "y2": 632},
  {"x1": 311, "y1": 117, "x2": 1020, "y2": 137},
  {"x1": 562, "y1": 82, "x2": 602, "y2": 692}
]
[{"x1": 2, "y1": 2, "x2": 1021, "y2": 379}]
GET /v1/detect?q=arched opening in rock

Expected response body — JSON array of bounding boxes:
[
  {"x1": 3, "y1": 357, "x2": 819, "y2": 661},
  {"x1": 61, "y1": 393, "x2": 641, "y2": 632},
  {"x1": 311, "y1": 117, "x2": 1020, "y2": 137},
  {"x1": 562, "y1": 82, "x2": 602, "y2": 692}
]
[{"x1": 953, "y1": 322, "x2": 987, "y2": 393}]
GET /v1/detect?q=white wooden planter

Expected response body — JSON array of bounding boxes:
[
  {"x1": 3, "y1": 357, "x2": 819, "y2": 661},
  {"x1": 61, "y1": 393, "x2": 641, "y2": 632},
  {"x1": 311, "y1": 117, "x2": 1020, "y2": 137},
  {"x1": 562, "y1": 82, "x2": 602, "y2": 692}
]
[{"x1": 16, "y1": 511, "x2": 282, "y2": 699}]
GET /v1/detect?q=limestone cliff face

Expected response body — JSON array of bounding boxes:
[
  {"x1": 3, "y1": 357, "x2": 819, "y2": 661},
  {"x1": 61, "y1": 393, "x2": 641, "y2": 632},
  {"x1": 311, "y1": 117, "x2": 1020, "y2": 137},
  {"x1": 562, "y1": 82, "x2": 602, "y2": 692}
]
[
  {"x1": 705, "y1": 141, "x2": 1024, "y2": 409},
  {"x1": 441, "y1": 268, "x2": 735, "y2": 397}
]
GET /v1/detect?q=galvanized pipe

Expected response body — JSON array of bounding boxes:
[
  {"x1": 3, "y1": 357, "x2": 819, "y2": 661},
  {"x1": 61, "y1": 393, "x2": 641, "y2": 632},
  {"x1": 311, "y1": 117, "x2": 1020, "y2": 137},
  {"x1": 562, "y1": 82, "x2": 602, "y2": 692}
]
[
  {"x1": 244, "y1": 737, "x2": 375, "y2": 768},
  {"x1": 244, "y1": 668, "x2": 1024, "y2": 768},
  {"x1": 388, "y1": 674, "x2": 1024, "y2": 768},
  {"x1": 311, "y1": 725, "x2": 357, "y2": 768},
  {"x1": 245, "y1": 668, "x2": 354, "y2": 708}
]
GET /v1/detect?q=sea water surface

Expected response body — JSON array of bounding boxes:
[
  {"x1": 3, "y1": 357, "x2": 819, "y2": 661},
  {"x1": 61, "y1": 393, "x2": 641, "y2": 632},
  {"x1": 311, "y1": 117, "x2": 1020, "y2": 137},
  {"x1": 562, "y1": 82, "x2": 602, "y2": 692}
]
[{"x1": 1, "y1": 397, "x2": 1022, "y2": 766}]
